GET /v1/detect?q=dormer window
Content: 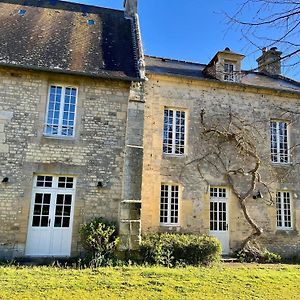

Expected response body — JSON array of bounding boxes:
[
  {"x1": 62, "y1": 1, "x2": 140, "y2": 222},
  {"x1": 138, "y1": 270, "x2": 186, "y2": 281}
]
[
  {"x1": 224, "y1": 62, "x2": 236, "y2": 82},
  {"x1": 203, "y1": 48, "x2": 245, "y2": 83}
]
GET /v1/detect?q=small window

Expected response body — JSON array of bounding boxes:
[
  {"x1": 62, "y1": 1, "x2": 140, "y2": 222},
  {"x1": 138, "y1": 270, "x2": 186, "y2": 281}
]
[
  {"x1": 18, "y1": 9, "x2": 27, "y2": 16},
  {"x1": 44, "y1": 85, "x2": 77, "y2": 137},
  {"x1": 224, "y1": 62, "x2": 236, "y2": 82},
  {"x1": 87, "y1": 19, "x2": 95, "y2": 25},
  {"x1": 160, "y1": 184, "x2": 179, "y2": 226},
  {"x1": 270, "y1": 120, "x2": 289, "y2": 164},
  {"x1": 276, "y1": 191, "x2": 292, "y2": 230},
  {"x1": 163, "y1": 108, "x2": 186, "y2": 155}
]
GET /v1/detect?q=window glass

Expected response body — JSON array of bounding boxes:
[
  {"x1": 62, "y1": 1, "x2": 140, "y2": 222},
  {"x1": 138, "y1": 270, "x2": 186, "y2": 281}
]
[
  {"x1": 163, "y1": 109, "x2": 186, "y2": 155},
  {"x1": 270, "y1": 121, "x2": 289, "y2": 164},
  {"x1": 160, "y1": 184, "x2": 179, "y2": 226},
  {"x1": 276, "y1": 191, "x2": 292, "y2": 229},
  {"x1": 45, "y1": 86, "x2": 77, "y2": 137}
]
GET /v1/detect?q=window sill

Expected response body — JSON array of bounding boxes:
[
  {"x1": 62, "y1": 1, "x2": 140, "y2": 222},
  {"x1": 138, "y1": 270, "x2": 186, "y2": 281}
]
[
  {"x1": 43, "y1": 134, "x2": 76, "y2": 141},
  {"x1": 271, "y1": 162, "x2": 291, "y2": 168},
  {"x1": 162, "y1": 153, "x2": 187, "y2": 159},
  {"x1": 275, "y1": 228, "x2": 295, "y2": 234},
  {"x1": 160, "y1": 224, "x2": 180, "y2": 227}
]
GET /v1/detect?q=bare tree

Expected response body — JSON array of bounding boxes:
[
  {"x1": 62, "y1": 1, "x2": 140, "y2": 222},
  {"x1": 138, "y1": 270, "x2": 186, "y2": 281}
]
[{"x1": 227, "y1": 0, "x2": 300, "y2": 70}]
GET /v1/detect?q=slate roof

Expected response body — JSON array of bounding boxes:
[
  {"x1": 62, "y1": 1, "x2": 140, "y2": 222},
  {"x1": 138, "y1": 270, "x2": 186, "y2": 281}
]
[
  {"x1": 0, "y1": 0, "x2": 140, "y2": 81},
  {"x1": 145, "y1": 56, "x2": 300, "y2": 94}
]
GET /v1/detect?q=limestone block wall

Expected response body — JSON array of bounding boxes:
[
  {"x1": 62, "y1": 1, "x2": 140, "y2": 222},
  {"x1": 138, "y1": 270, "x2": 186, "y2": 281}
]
[
  {"x1": 141, "y1": 73, "x2": 300, "y2": 257},
  {"x1": 0, "y1": 67, "x2": 130, "y2": 258}
]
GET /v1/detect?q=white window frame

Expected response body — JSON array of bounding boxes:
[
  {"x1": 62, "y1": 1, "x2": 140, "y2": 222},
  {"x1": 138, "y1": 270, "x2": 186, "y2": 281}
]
[
  {"x1": 224, "y1": 62, "x2": 236, "y2": 82},
  {"x1": 160, "y1": 183, "x2": 180, "y2": 226},
  {"x1": 44, "y1": 84, "x2": 78, "y2": 138},
  {"x1": 270, "y1": 120, "x2": 290, "y2": 164},
  {"x1": 209, "y1": 186, "x2": 228, "y2": 232},
  {"x1": 163, "y1": 108, "x2": 186, "y2": 156},
  {"x1": 31, "y1": 175, "x2": 76, "y2": 228},
  {"x1": 276, "y1": 191, "x2": 293, "y2": 230}
]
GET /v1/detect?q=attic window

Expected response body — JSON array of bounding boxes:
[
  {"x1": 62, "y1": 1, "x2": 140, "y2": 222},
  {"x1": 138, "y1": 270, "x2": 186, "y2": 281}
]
[
  {"x1": 224, "y1": 62, "x2": 236, "y2": 82},
  {"x1": 18, "y1": 9, "x2": 27, "y2": 16},
  {"x1": 87, "y1": 19, "x2": 95, "y2": 25}
]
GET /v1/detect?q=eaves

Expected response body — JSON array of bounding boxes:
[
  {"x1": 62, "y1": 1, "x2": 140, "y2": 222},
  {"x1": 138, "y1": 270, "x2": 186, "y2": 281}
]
[
  {"x1": 0, "y1": 62, "x2": 145, "y2": 83},
  {"x1": 146, "y1": 71, "x2": 300, "y2": 98}
]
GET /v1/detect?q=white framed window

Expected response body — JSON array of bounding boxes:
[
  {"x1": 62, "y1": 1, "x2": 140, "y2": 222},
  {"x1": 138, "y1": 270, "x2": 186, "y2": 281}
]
[
  {"x1": 270, "y1": 120, "x2": 289, "y2": 164},
  {"x1": 163, "y1": 108, "x2": 186, "y2": 155},
  {"x1": 276, "y1": 191, "x2": 292, "y2": 230},
  {"x1": 44, "y1": 85, "x2": 78, "y2": 137},
  {"x1": 32, "y1": 175, "x2": 76, "y2": 228},
  {"x1": 160, "y1": 184, "x2": 179, "y2": 226},
  {"x1": 209, "y1": 187, "x2": 228, "y2": 231},
  {"x1": 224, "y1": 62, "x2": 236, "y2": 82}
]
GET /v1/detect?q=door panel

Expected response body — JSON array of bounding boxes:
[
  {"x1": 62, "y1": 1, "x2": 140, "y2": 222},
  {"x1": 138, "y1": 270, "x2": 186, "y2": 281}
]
[
  {"x1": 26, "y1": 192, "x2": 53, "y2": 256},
  {"x1": 26, "y1": 176, "x2": 75, "y2": 257},
  {"x1": 209, "y1": 188, "x2": 230, "y2": 255}
]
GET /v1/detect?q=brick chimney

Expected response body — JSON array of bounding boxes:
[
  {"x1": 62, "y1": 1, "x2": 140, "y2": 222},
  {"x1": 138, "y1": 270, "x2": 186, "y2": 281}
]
[
  {"x1": 256, "y1": 47, "x2": 282, "y2": 76},
  {"x1": 124, "y1": 0, "x2": 137, "y2": 18}
]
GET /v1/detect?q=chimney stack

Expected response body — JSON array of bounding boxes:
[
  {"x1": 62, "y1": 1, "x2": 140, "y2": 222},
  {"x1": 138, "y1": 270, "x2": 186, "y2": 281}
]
[
  {"x1": 124, "y1": 0, "x2": 137, "y2": 18},
  {"x1": 256, "y1": 47, "x2": 282, "y2": 76}
]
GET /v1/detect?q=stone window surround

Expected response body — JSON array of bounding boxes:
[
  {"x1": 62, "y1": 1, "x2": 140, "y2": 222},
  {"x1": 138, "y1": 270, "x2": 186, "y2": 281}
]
[{"x1": 44, "y1": 84, "x2": 78, "y2": 138}]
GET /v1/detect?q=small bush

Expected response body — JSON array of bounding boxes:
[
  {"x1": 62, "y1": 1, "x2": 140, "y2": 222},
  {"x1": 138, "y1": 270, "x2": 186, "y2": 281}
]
[
  {"x1": 140, "y1": 233, "x2": 221, "y2": 267},
  {"x1": 235, "y1": 248, "x2": 282, "y2": 263},
  {"x1": 79, "y1": 218, "x2": 119, "y2": 266}
]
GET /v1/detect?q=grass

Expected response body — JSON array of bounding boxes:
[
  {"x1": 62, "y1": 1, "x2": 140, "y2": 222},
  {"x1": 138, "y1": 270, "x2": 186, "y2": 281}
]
[{"x1": 0, "y1": 264, "x2": 299, "y2": 299}]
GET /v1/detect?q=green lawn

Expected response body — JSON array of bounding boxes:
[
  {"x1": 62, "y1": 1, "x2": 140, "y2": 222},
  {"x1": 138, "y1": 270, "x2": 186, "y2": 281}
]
[{"x1": 0, "y1": 264, "x2": 299, "y2": 300}]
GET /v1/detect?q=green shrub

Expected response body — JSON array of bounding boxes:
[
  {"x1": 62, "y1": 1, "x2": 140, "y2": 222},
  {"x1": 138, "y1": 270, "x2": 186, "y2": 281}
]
[
  {"x1": 79, "y1": 217, "x2": 119, "y2": 263},
  {"x1": 140, "y1": 233, "x2": 221, "y2": 267},
  {"x1": 235, "y1": 248, "x2": 282, "y2": 263}
]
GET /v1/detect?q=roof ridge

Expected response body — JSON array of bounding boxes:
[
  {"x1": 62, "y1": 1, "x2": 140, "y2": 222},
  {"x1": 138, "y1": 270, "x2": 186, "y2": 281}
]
[{"x1": 145, "y1": 55, "x2": 206, "y2": 66}]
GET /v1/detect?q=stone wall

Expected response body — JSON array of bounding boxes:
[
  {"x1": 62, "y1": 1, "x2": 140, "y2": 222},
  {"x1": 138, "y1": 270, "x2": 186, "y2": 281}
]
[
  {"x1": 141, "y1": 73, "x2": 300, "y2": 257},
  {"x1": 0, "y1": 67, "x2": 131, "y2": 258}
]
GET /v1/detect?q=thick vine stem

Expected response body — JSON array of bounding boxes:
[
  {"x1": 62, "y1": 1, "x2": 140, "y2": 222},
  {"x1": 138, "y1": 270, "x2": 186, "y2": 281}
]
[{"x1": 181, "y1": 110, "x2": 273, "y2": 255}]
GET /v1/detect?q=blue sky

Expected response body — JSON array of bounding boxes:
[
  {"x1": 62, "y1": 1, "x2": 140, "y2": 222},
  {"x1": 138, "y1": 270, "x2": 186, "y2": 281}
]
[{"x1": 68, "y1": 0, "x2": 300, "y2": 80}]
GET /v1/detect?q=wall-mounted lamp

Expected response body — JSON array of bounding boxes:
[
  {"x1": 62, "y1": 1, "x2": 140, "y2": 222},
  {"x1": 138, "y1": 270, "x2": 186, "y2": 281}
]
[
  {"x1": 97, "y1": 181, "x2": 103, "y2": 188},
  {"x1": 253, "y1": 191, "x2": 263, "y2": 200},
  {"x1": 2, "y1": 177, "x2": 9, "y2": 183}
]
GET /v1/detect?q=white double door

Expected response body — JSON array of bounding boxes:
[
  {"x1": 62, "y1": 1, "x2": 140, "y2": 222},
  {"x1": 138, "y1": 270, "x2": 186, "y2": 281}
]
[
  {"x1": 209, "y1": 187, "x2": 230, "y2": 255},
  {"x1": 26, "y1": 176, "x2": 75, "y2": 257}
]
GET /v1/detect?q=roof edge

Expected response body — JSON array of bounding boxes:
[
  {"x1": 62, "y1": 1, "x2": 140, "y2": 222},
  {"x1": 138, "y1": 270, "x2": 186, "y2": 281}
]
[
  {"x1": 1, "y1": 0, "x2": 125, "y2": 14},
  {"x1": 146, "y1": 69, "x2": 300, "y2": 96},
  {"x1": 0, "y1": 62, "x2": 144, "y2": 82}
]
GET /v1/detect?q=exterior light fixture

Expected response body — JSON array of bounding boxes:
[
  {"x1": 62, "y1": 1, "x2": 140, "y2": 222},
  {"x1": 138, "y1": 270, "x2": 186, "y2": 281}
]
[
  {"x1": 2, "y1": 177, "x2": 9, "y2": 183},
  {"x1": 253, "y1": 191, "x2": 263, "y2": 199},
  {"x1": 97, "y1": 181, "x2": 103, "y2": 188}
]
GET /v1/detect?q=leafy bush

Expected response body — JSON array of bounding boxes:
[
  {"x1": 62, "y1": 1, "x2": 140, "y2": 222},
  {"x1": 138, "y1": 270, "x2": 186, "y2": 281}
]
[
  {"x1": 79, "y1": 218, "x2": 119, "y2": 265},
  {"x1": 235, "y1": 248, "x2": 282, "y2": 263},
  {"x1": 140, "y1": 233, "x2": 221, "y2": 267}
]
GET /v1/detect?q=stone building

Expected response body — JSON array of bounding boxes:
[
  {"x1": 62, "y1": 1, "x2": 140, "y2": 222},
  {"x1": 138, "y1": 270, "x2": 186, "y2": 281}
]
[
  {"x1": 142, "y1": 49, "x2": 300, "y2": 257},
  {"x1": 0, "y1": 0, "x2": 144, "y2": 258},
  {"x1": 1, "y1": 0, "x2": 300, "y2": 259}
]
